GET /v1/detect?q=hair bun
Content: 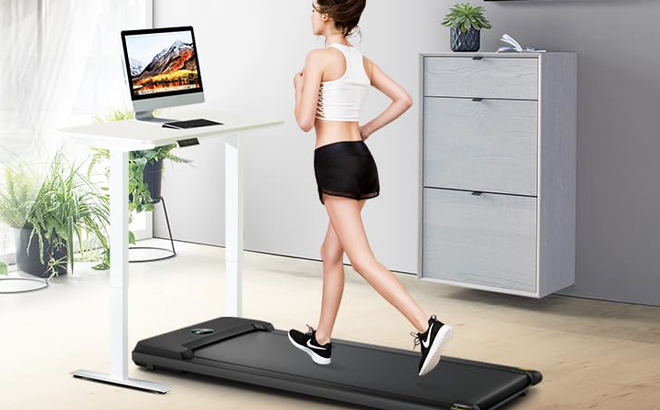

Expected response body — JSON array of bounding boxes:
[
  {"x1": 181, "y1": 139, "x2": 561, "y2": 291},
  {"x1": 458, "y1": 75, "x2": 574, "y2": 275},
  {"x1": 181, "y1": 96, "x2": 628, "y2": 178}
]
[{"x1": 317, "y1": 0, "x2": 366, "y2": 38}]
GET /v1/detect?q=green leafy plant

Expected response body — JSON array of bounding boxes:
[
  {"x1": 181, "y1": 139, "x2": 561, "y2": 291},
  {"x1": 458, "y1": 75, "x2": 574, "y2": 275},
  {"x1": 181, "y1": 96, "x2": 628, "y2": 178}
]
[
  {"x1": 0, "y1": 151, "x2": 111, "y2": 277},
  {"x1": 89, "y1": 108, "x2": 193, "y2": 213},
  {"x1": 91, "y1": 108, "x2": 135, "y2": 123},
  {"x1": 30, "y1": 153, "x2": 111, "y2": 274},
  {"x1": 0, "y1": 160, "x2": 41, "y2": 276},
  {"x1": 442, "y1": 3, "x2": 492, "y2": 32},
  {"x1": 0, "y1": 162, "x2": 40, "y2": 230}
]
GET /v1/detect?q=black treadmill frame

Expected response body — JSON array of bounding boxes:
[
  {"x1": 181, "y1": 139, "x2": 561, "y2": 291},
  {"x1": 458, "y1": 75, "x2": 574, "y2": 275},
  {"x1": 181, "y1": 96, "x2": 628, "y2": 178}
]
[{"x1": 133, "y1": 316, "x2": 542, "y2": 410}]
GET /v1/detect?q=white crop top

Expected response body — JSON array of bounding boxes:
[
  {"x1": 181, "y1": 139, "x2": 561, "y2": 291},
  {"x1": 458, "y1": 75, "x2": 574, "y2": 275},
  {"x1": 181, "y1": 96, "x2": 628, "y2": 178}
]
[{"x1": 316, "y1": 43, "x2": 370, "y2": 122}]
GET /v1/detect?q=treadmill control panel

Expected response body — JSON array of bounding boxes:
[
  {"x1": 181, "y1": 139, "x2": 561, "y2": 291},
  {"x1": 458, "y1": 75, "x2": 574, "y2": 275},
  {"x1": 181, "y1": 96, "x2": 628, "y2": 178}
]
[{"x1": 190, "y1": 328, "x2": 215, "y2": 335}]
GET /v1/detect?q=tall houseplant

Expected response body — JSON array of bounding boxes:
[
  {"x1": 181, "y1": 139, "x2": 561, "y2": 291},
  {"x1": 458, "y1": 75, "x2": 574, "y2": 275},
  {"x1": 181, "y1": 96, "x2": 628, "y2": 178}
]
[
  {"x1": 0, "y1": 161, "x2": 39, "y2": 277},
  {"x1": 0, "y1": 152, "x2": 111, "y2": 277},
  {"x1": 89, "y1": 108, "x2": 193, "y2": 214},
  {"x1": 442, "y1": 3, "x2": 492, "y2": 52}
]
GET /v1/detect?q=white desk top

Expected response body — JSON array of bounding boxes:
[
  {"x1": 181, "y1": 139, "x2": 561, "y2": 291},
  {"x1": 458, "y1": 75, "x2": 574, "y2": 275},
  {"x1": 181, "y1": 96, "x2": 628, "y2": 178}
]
[{"x1": 60, "y1": 109, "x2": 284, "y2": 151}]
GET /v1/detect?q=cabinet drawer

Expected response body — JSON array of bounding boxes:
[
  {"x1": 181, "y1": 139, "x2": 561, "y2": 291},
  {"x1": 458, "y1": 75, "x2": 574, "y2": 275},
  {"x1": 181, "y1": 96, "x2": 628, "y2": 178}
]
[
  {"x1": 423, "y1": 97, "x2": 538, "y2": 196},
  {"x1": 424, "y1": 57, "x2": 538, "y2": 100},
  {"x1": 422, "y1": 188, "x2": 537, "y2": 292}
]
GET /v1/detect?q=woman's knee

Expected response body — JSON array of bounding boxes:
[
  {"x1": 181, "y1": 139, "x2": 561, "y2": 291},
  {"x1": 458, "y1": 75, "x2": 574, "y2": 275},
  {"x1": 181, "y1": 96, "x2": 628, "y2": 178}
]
[
  {"x1": 348, "y1": 254, "x2": 377, "y2": 276},
  {"x1": 320, "y1": 242, "x2": 343, "y2": 264}
]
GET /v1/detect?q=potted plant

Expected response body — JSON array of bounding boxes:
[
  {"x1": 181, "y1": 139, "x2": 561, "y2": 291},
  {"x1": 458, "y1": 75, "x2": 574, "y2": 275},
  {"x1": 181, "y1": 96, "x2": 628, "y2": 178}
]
[
  {"x1": 0, "y1": 159, "x2": 38, "y2": 278},
  {"x1": 0, "y1": 152, "x2": 110, "y2": 278},
  {"x1": 89, "y1": 108, "x2": 193, "y2": 214},
  {"x1": 442, "y1": 2, "x2": 492, "y2": 52}
]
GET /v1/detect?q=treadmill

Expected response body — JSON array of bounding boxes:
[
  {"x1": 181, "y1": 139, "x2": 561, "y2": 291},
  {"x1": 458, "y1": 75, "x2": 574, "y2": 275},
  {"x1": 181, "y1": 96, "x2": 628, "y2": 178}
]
[{"x1": 133, "y1": 316, "x2": 542, "y2": 410}]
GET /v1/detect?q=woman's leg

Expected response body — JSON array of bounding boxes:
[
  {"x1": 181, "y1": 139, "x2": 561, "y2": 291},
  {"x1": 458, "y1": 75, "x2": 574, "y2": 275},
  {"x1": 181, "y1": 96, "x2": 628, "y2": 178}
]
[
  {"x1": 322, "y1": 194, "x2": 430, "y2": 333},
  {"x1": 315, "y1": 199, "x2": 367, "y2": 345}
]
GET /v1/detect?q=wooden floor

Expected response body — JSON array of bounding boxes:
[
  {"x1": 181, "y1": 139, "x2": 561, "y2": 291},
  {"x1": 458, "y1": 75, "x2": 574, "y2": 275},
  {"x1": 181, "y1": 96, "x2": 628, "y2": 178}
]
[{"x1": 2, "y1": 240, "x2": 659, "y2": 410}]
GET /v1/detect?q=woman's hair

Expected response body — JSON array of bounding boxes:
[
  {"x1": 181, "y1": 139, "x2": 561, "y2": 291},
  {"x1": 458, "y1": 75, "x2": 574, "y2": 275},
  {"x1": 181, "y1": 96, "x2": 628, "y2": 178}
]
[{"x1": 316, "y1": 0, "x2": 366, "y2": 37}]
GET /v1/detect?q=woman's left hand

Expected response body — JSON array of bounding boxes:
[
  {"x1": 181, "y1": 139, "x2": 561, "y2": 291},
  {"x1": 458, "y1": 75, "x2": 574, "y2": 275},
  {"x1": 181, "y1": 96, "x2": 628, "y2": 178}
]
[{"x1": 360, "y1": 124, "x2": 371, "y2": 141}]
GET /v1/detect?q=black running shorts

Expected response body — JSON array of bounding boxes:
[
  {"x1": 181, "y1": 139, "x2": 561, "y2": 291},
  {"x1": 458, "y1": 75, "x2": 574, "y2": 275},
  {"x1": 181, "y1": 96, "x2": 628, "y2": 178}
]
[{"x1": 313, "y1": 140, "x2": 380, "y2": 205}]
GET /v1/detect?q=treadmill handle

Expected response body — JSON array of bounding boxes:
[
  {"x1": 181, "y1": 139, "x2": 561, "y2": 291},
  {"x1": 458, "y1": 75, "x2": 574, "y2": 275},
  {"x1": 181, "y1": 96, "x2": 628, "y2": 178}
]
[{"x1": 182, "y1": 323, "x2": 272, "y2": 358}]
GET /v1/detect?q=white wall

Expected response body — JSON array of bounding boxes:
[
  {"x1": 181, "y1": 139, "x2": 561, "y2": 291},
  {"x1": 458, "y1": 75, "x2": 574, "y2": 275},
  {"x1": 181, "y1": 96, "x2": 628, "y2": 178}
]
[
  {"x1": 154, "y1": 0, "x2": 445, "y2": 274},
  {"x1": 156, "y1": 0, "x2": 660, "y2": 306}
]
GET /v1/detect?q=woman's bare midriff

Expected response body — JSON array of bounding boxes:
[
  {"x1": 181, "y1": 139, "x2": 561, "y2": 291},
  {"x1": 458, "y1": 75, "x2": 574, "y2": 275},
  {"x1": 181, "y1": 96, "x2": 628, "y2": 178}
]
[{"x1": 314, "y1": 118, "x2": 362, "y2": 149}]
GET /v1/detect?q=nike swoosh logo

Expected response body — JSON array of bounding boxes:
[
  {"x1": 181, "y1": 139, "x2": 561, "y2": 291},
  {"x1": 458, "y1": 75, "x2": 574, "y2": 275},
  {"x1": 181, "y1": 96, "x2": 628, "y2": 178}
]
[
  {"x1": 307, "y1": 340, "x2": 327, "y2": 351},
  {"x1": 422, "y1": 324, "x2": 434, "y2": 349}
]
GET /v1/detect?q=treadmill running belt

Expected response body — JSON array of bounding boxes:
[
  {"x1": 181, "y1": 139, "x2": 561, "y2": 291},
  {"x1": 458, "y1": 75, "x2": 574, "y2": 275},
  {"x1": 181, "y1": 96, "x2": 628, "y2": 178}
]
[
  {"x1": 196, "y1": 330, "x2": 528, "y2": 408},
  {"x1": 133, "y1": 317, "x2": 541, "y2": 410}
]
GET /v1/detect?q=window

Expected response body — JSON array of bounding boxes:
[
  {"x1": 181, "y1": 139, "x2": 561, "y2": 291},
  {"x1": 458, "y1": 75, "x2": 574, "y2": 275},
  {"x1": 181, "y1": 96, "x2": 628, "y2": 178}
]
[{"x1": 0, "y1": 0, "x2": 153, "y2": 260}]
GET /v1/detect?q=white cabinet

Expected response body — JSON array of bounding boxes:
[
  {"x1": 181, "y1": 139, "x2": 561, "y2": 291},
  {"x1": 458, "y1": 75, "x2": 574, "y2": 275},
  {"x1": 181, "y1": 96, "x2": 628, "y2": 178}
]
[{"x1": 419, "y1": 53, "x2": 577, "y2": 298}]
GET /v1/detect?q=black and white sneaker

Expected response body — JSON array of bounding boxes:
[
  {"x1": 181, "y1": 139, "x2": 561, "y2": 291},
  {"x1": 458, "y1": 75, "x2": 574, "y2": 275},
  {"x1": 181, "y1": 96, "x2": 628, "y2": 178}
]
[
  {"x1": 288, "y1": 325, "x2": 333, "y2": 365},
  {"x1": 412, "y1": 315, "x2": 454, "y2": 376}
]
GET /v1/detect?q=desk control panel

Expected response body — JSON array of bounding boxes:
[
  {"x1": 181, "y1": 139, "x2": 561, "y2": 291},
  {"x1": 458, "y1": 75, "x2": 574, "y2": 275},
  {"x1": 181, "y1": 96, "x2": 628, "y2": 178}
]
[{"x1": 177, "y1": 138, "x2": 200, "y2": 148}]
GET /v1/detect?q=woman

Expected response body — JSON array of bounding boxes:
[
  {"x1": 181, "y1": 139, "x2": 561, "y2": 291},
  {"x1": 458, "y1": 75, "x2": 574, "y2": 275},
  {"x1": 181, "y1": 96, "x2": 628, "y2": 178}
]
[{"x1": 288, "y1": 0, "x2": 453, "y2": 376}]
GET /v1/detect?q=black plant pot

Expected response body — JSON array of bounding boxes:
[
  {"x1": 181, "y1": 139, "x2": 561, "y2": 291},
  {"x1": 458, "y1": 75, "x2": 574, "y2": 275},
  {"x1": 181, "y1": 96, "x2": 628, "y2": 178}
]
[
  {"x1": 13, "y1": 228, "x2": 68, "y2": 277},
  {"x1": 130, "y1": 159, "x2": 164, "y2": 204},
  {"x1": 450, "y1": 27, "x2": 481, "y2": 52},
  {"x1": 143, "y1": 159, "x2": 164, "y2": 204}
]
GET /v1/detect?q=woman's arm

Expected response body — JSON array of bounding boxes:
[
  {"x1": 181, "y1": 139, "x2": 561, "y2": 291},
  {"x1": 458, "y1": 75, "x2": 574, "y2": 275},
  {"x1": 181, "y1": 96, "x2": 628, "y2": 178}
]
[
  {"x1": 360, "y1": 57, "x2": 413, "y2": 140},
  {"x1": 294, "y1": 50, "x2": 325, "y2": 132}
]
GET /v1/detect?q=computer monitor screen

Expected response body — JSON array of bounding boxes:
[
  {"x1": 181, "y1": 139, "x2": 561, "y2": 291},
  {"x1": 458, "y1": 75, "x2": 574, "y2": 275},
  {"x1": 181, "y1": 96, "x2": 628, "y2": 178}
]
[{"x1": 121, "y1": 26, "x2": 205, "y2": 121}]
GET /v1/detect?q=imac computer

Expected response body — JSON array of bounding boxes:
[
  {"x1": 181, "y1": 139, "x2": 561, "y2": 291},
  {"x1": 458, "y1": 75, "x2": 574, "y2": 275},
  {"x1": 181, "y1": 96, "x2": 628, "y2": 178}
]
[{"x1": 120, "y1": 26, "x2": 221, "y2": 128}]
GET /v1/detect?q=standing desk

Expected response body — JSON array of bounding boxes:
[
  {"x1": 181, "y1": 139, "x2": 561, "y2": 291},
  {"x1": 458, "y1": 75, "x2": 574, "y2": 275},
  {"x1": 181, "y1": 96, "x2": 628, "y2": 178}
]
[{"x1": 60, "y1": 110, "x2": 283, "y2": 392}]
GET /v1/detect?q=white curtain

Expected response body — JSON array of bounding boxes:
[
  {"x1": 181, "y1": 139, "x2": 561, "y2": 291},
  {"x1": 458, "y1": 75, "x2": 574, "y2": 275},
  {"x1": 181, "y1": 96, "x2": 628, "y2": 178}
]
[{"x1": 0, "y1": 0, "x2": 151, "y2": 259}]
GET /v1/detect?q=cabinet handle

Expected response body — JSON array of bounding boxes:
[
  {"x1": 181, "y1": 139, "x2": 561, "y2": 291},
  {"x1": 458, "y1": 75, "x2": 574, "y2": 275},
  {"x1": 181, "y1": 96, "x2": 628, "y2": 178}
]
[
  {"x1": 471, "y1": 191, "x2": 484, "y2": 196},
  {"x1": 472, "y1": 98, "x2": 483, "y2": 102},
  {"x1": 472, "y1": 56, "x2": 483, "y2": 60}
]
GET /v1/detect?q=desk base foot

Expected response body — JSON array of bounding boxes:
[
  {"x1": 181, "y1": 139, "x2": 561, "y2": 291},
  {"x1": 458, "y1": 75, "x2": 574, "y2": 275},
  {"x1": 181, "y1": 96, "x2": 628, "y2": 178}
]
[{"x1": 71, "y1": 369, "x2": 171, "y2": 394}]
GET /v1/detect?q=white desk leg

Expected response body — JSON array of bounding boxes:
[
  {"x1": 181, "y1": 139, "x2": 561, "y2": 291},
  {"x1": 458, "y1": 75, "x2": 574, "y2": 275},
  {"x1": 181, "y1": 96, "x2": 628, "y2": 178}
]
[
  {"x1": 225, "y1": 134, "x2": 243, "y2": 317},
  {"x1": 72, "y1": 149, "x2": 170, "y2": 394}
]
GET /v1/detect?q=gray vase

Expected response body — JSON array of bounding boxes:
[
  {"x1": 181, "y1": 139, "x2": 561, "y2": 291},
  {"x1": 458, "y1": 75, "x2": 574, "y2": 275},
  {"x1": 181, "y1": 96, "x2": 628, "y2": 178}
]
[{"x1": 450, "y1": 27, "x2": 481, "y2": 52}]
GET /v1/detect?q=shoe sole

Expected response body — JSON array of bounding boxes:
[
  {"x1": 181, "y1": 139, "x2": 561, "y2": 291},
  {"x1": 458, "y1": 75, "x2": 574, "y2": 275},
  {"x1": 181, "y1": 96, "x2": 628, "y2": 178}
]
[
  {"x1": 419, "y1": 325, "x2": 454, "y2": 376},
  {"x1": 287, "y1": 332, "x2": 331, "y2": 365}
]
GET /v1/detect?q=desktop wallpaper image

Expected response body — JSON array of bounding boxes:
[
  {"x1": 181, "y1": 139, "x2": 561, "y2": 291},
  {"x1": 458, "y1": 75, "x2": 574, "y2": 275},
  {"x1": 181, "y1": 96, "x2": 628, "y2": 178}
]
[{"x1": 126, "y1": 32, "x2": 201, "y2": 96}]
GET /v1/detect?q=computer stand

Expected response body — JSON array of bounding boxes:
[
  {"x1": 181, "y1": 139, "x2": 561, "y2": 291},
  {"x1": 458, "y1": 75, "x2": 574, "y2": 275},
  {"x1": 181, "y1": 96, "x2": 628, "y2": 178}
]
[{"x1": 134, "y1": 110, "x2": 176, "y2": 124}]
